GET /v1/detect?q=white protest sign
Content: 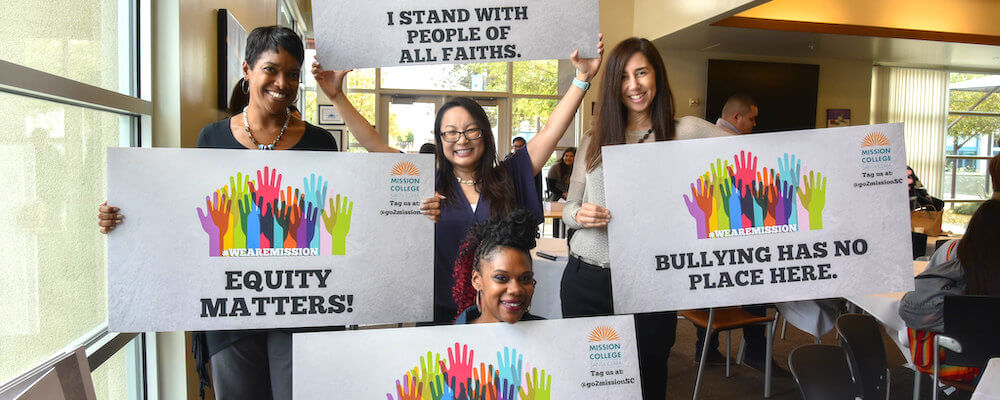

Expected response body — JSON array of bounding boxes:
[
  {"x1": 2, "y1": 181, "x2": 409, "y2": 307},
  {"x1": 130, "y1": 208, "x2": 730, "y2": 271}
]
[
  {"x1": 293, "y1": 315, "x2": 641, "y2": 399},
  {"x1": 603, "y1": 123, "x2": 913, "y2": 313},
  {"x1": 312, "y1": 0, "x2": 599, "y2": 70},
  {"x1": 107, "y1": 148, "x2": 434, "y2": 332}
]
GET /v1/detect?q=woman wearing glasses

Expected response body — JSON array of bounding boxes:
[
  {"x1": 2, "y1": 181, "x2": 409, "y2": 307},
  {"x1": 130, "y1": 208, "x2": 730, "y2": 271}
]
[{"x1": 312, "y1": 35, "x2": 603, "y2": 322}]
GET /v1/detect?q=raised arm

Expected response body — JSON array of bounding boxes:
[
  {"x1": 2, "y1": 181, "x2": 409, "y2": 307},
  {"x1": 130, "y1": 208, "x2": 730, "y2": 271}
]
[
  {"x1": 525, "y1": 34, "x2": 604, "y2": 175},
  {"x1": 311, "y1": 59, "x2": 399, "y2": 153}
]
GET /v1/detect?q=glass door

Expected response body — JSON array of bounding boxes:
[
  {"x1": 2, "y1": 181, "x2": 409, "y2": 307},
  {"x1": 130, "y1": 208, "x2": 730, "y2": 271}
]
[{"x1": 381, "y1": 95, "x2": 442, "y2": 153}]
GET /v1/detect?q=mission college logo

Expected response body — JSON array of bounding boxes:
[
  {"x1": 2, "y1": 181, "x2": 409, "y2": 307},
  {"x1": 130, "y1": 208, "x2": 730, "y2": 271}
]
[
  {"x1": 196, "y1": 167, "x2": 353, "y2": 257},
  {"x1": 588, "y1": 326, "x2": 622, "y2": 368},
  {"x1": 389, "y1": 161, "x2": 421, "y2": 194},
  {"x1": 683, "y1": 151, "x2": 828, "y2": 239},
  {"x1": 860, "y1": 132, "x2": 893, "y2": 169}
]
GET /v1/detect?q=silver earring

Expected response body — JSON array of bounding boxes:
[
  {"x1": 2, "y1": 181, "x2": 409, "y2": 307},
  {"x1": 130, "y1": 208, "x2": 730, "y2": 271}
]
[
  {"x1": 475, "y1": 290, "x2": 482, "y2": 309},
  {"x1": 241, "y1": 78, "x2": 249, "y2": 94}
]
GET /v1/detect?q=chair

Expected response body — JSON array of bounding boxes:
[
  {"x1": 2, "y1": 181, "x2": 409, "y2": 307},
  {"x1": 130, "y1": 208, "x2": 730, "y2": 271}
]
[
  {"x1": 679, "y1": 307, "x2": 776, "y2": 399},
  {"x1": 920, "y1": 295, "x2": 1000, "y2": 400},
  {"x1": 788, "y1": 344, "x2": 857, "y2": 400},
  {"x1": 836, "y1": 314, "x2": 890, "y2": 400},
  {"x1": 911, "y1": 232, "x2": 928, "y2": 260}
]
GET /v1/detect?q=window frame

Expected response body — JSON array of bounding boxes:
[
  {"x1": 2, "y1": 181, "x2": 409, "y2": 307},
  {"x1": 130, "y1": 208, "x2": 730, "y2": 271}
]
[{"x1": 0, "y1": 0, "x2": 153, "y2": 397}]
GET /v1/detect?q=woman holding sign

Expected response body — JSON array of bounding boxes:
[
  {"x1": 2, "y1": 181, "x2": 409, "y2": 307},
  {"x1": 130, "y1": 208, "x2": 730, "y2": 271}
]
[
  {"x1": 312, "y1": 34, "x2": 604, "y2": 324},
  {"x1": 98, "y1": 26, "x2": 442, "y2": 400},
  {"x1": 559, "y1": 37, "x2": 678, "y2": 399}
]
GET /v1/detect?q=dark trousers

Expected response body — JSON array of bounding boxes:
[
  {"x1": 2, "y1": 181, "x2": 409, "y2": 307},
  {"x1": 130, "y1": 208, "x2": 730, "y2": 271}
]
[
  {"x1": 209, "y1": 332, "x2": 292, "y2": 400},
  {"x1": 561, "y1": 256, "x2": 677, "y2": 400},
  {"x1": 694, "y1": 304, "x2": 767, "y2": 362}
]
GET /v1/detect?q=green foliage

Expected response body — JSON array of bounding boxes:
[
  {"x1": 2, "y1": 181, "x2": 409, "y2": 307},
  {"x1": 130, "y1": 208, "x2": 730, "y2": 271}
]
[
  {"x1": 951, "y1": 202, "x2": 981, "y2": 215},
  {"x1": 947, "y1": 73, "x2": 1000, "y2": 154}
]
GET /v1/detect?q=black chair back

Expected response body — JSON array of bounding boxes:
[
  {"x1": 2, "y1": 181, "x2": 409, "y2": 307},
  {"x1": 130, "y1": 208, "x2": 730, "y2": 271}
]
[
  {"x1": 942, "y1": 295, "x2": 1000, "y2": 366},
  {"x1": 789, "y1": 344, "x2": 857, "y2": 400},
  {"x1": 837, "y1": 314, "x2": 888, "y2": 400},
  {"x1": 911, "y1": 232, "x2": 927, "y2": 259}
]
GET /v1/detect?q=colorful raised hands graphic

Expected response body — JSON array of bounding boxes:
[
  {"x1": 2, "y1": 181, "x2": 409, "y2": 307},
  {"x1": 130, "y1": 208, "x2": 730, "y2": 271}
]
[
  {"x1": 440, "y1": 343, "x2": 475, "y2": 393},
  {"x1": 496, "y1": 347, "x2": 523, "y2": 391},
  {"x1": 798, "y1": 171, "x2": 827, "y2": 230},
  {"x1": 303, "y1": 173, "x2": 328, "y2": 249},
  {"x1": 682, "y1": 177, "x2": 713, "y2": 239},
  {"x1": 327, "y1": 194, "x2": 354, "y2": 255},
  {"x1": 749, "y1": 182, "x2": 770, "y2": 228},
  {"x1": 389, "y1": 373, "x2": 423, "y2": 400},
  {"x1": 777, "y1": 153, "x2": 801, "y2": 227},
  {"x1": 730, "y1": 150, "x2": 758, "y2": 189},
  {"x1": 414, "y1": 352, "x2": 443, "y2": 400},
  {"x1": 774, "y1": 180, "x2": 794, "y2": 226},
  {"x1": 720, "y1": 178, "x2": 742, "y2": 230},
  {"x1": 237, "y1": 193, "x2": 259, "y2": 249},
  {"x1": 738, "y1": 180, "x2": 755, "y2": 228},
  {"x1": 429, "y1": 375, "x2": 455, "y2": 400},
  {"x1": 710, "y1": 159, "x2": 731, "y2": 233},
  {"x1": 518, "y1": 368, "x2": 551, "y2": 400},
  {"x1": 497, "y1": 379, "x2": 518, "y2": 400},
  {"x1": 197, "y1": 167, "x2": 352, "y2": 256},
  {"x1": 256, "y1": 197, "x2": 274, "y2": 248},
  {"x1": 228, "y1": 173, "x2": 250, "y2": 248},
  {"x1": 472, "y1": 363, "x2": 497, "y2": 400},
  {"x1": 196, "y1": 194, "x2": 222, "y2": 256}
]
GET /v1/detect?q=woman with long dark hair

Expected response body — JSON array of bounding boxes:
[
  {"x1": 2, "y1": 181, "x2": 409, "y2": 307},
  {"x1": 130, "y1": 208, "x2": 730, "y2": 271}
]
[
  {"x1": 559, "y1": 37, "x2": 677, "y2": 399},
  {"x1": 900, "y1": 198, "x2": 1000, "y2": 382},
  {"x1": 546, "y1": 147, "x2": 575, "y2": 200},
  {"x1": 312, "y1": 35, "x2": 604, "y2": 323}
]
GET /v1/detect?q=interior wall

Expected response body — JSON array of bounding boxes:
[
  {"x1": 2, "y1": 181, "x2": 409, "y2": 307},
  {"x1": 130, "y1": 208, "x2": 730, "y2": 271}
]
[
  {"x1": 579, "y1": 0, "x2": 636, "y2": 137},
  {"x1": 177, "y1": 0, "x2": 277, "y2": 148},
  {"x1": 662, "y1": 49, "x2": 872, "y2": 129},
  {"x1": 632, "y1": 0, "x2": 759, "y2": 40}
]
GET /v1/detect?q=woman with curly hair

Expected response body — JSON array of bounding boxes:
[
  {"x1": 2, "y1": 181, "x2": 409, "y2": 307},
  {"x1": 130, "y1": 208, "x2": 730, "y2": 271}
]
[{"x1": 452, "y1": 209, "x2": 544, "y2": 324}]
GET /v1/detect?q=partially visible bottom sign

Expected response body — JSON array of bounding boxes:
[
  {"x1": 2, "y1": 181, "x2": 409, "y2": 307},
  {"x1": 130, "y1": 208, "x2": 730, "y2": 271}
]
[{"x1": 293, "y1": 315, "x2": 641, "y2": 399}]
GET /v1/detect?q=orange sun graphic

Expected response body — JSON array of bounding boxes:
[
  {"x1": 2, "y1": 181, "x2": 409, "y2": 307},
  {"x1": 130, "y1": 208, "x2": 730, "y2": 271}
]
[
  {"x1": 390, "y1": 161, "x2": 420, "y2": 176},
  {"x1": 861, "y1": 132, "x2": 890, "y2": 147},
  {"x1": 588, "y1": 326, "x2": 620, "y2": 342}
]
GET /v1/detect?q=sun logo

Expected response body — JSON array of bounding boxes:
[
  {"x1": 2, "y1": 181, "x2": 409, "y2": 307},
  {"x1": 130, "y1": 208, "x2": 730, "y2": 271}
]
[
  {"x1": 390, "y1": 161, "x2": 420, "y2": 176},
  {"x1": 861, "y1": 132, "x2": 890, "y2": 147},
  {"x1": 588, "y1": 326, "x2": 620, "y2": 342}
]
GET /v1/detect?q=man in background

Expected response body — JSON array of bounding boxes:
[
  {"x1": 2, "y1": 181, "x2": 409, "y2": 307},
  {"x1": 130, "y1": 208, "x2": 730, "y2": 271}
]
[
  {"x1": 716, "y1": 94, "x2": 758, "y2": 135},
  {"x1": 511, "y1": 136, "x2": 526, "y2": 153}
]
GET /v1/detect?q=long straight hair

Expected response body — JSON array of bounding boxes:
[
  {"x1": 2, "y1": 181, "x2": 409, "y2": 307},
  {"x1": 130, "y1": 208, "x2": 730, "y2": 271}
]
[
  {"x1": 435, "y1": 97, "x2": 515, "y2": 217},
  {"x1": 586, "y1": 37, "x2": 676, "y2": 171},
  {"x1": 957, "y1": 199, "x2": 1000, "y2": 295}
]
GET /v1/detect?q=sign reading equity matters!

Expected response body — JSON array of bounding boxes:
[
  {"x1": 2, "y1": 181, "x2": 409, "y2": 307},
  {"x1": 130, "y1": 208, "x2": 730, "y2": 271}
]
[
  {"x1": 293, "y1": 315, "x2": 641, "y2": 399},
  {"x1": 107, "y1": 148, "x2": 434, "y2": 332},
  {"x1": 603, "y1": 123, "x2": 913, "y2": 313},
  {"x1": 311, "y1": 0, "x2": 599, "y2": 70}
]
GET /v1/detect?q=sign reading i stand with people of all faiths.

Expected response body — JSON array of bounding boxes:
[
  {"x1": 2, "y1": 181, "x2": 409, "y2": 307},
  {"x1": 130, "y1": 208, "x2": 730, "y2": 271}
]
[
  {"x1": 106, "y1": 148, "x2": 434, "y2": 332},
  {"x1": 311, "y1": 0, "x2": 600, "y2": 70},
  {"x1": 603, "y1": 123, "x2": 914, "y2": 313}
]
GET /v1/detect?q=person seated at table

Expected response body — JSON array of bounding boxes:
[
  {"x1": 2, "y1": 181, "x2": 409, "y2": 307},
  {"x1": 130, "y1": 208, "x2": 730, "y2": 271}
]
[
  {"x1": 899, "y1": 198, "x2": 1000, "y2": 382},
  {"x1": 545, "y1": 147, "x2": 575, "y2": 201},
  {"x1": 452, "y1": 209, "x2": 544, "y2": 324}
]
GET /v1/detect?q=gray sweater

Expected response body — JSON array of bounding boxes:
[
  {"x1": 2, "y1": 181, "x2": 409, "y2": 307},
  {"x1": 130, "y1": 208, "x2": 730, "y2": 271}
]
[{"x1": 899, "y1": 240, "x2": 965, "y2": 332}]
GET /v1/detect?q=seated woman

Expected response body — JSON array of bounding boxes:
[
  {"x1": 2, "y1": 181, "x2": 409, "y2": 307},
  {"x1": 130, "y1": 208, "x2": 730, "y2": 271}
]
[
  {"x1": 545, "y1": 147, "x2": 575, "y2": 201},
  {"x1": 452, "y1": 209, "x2": 544, "y2": 324},
  {"x1": 899, "y1": 198, "x2": 1000, "y2": 382}
]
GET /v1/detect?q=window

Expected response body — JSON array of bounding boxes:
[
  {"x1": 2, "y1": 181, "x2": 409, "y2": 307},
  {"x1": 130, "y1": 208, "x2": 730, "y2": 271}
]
[
  {"x1": 0, "y1": 0, "x2": 150, "y2": 396},
  {"x1": 942, "y1": 72, "x2": 999, "y2": 233}
]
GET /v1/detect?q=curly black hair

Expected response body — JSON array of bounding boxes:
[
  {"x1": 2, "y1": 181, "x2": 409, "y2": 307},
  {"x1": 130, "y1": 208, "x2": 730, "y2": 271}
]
[{"x1": 452, "y1": 209, "x2": 539, "y2": 318}]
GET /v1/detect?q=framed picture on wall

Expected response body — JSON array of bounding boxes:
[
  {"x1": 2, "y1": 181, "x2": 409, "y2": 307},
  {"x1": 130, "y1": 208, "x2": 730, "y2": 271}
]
[
  {"x1": 217, "y1": 9, "x2": 248, "y2": 110},
  {"x1": 318, "y1": 105, "x2": 344, "y2": 125},
  {"x1": 328, "y1": 127, "x2": 344, "y2": 149},
  {"x1": 826, "y1": 109, "x2": 851, "y2": 127}
]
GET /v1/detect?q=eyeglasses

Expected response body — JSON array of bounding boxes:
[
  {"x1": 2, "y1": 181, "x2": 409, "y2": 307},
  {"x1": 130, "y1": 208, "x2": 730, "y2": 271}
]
[{"x1": 440, "y1": 128, "x2": 483, "y2": 143}]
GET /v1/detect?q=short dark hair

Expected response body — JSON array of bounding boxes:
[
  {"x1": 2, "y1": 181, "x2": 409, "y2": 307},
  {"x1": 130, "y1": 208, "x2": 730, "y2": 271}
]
[
  {"x1": 722, "y1": 93, "x2": 757, "y2": 118},
  {"x1": 512, "y1": 137, "x2": 526, "y2": 145},
  {"x1": 245, "y1": 26, "x2": 304, "y2": 69},
  {"x1": 418, "y1": 142, "x2": 436, "y2": 154}
]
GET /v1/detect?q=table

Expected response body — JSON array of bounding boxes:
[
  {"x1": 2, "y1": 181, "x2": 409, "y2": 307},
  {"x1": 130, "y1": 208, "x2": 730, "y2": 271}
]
[
  {"x1": 542, "y1": 201, "x2": 565, "y2": 238},
  {"x1": 971, "y1": 358, "x2": 1000, "y2": 400},
  {"x1": 842, "y1": 261, "x2": 927, "y2": 363}
]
